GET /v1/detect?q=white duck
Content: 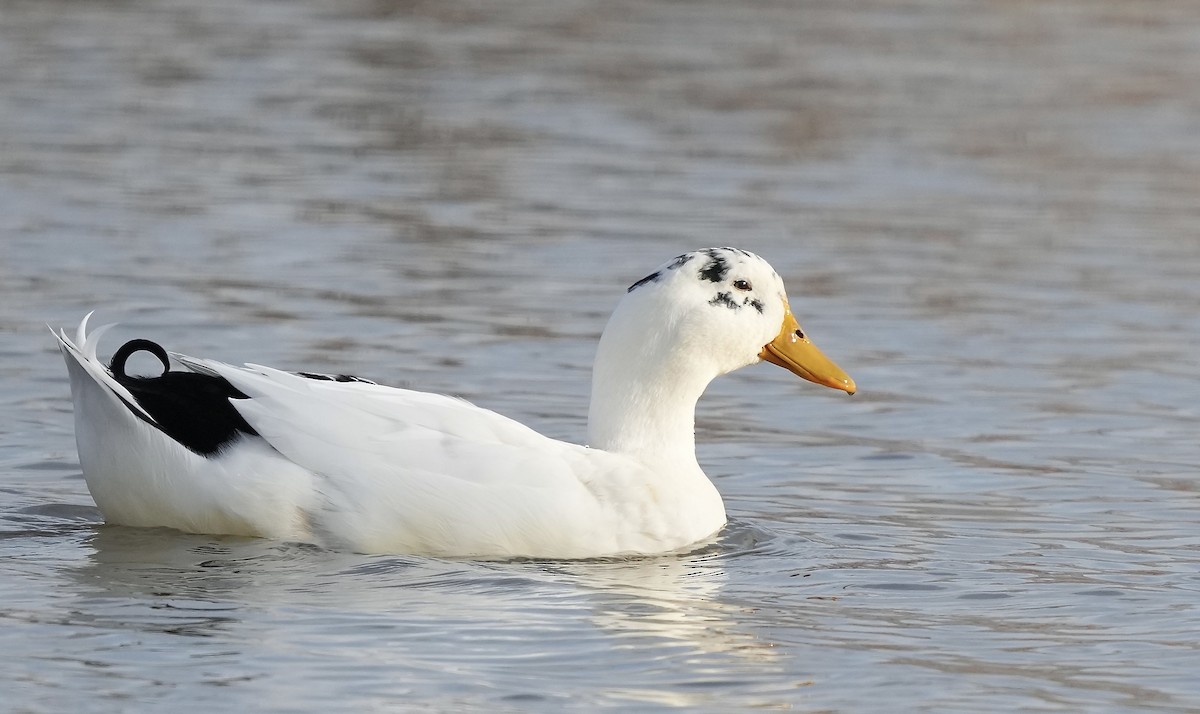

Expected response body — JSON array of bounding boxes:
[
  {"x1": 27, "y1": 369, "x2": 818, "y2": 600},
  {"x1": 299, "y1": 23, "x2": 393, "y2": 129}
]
[{"x1": 55, "y1": 248, "x2": 854, "y2": 559}]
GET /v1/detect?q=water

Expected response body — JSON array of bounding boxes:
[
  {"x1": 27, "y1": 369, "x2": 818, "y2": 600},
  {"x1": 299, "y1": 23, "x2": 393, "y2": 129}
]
[{"x1": 2, "y1": 0, "x2": 1199, "y2": 710}]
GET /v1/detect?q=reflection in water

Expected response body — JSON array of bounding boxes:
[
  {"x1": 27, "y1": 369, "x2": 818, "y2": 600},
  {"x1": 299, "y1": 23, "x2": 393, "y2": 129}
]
[{"x1": 60, "y1": 524, "x2": 792, "y2": 708}]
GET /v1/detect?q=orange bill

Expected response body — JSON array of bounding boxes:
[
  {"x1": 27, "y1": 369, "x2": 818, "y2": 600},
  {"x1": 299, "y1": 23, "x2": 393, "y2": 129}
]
[{"x1": 759, "y1": 308, "x2": 856, "y2": 394}]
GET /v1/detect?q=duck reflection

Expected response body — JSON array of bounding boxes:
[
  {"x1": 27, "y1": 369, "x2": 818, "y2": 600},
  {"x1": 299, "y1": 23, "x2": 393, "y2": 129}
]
[{"x1": 70, "y1": 520, "x2": 784, "y2": 676}]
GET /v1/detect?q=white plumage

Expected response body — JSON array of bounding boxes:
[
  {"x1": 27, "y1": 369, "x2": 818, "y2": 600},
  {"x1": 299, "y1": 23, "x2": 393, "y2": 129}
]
[{"x1": 55, "y1": 248, "x2": 854, "y2": 558}]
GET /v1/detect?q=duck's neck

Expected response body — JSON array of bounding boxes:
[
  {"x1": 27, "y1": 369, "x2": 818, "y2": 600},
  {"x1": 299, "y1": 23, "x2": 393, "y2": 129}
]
[{"x1": 586, "y1": 306, "x2": 715, "y2": 461}]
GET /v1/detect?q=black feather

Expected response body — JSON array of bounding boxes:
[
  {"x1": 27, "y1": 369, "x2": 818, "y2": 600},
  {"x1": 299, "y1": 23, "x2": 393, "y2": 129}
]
[
  {"x1": 110, "y1": 340, "x2": 258, "y2": 456},
  {"x1": 296, "y1": 371, "x2": 375, "y2": 384},
  {"x1": 708, "y1": 291, "x2": 741, "y2": 311},
  {"x1": 697, "y1": 249, "x2": 731, "y2": 283},
  {"x1": 627, "y1": 252, "x2": 697, "y2": 292},
  {"x1": 627, "y1": 271, "x2": 662, "y2": 293}
]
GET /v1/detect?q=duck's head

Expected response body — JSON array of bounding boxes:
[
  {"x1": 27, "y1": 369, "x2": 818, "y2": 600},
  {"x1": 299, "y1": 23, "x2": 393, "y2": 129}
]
[{"x1": 619, "y1": 247, "x2": 855, "y2": 394}]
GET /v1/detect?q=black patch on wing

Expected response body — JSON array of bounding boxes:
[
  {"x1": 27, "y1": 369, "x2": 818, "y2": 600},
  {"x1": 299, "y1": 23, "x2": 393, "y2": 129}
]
[
  {"x1": 709, "y1": 291, "x2": 741, "y2": 311},
  {"x1": 627, "y1": 252, "x2": 696, "y2": 292},
  {"x1": 110, "y1": 339, "x2": 258, "y2": 457},
  {"x1": 697, "y1": 248, "x2": 731, "y2": 283},
  {"x1": 296, "y1": 371, "x2": 376, "y2": 384}
]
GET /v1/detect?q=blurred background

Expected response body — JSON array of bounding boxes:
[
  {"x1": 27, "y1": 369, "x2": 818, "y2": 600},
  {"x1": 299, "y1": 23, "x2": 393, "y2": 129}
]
[{"x1": 2, "y1": 1, "x2": 1199, "y2": 711}]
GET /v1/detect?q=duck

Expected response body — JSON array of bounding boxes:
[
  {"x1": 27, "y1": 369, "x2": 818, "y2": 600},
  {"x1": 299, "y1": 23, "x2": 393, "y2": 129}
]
[{"x1": 54, "y1": 247, "x2": 855, "y2": 559}]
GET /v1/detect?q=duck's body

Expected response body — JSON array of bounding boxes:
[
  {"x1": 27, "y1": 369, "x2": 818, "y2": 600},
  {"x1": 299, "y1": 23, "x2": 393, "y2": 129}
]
[{"x1": 56, "y1": 248, "x2": 854, "y2": 558}]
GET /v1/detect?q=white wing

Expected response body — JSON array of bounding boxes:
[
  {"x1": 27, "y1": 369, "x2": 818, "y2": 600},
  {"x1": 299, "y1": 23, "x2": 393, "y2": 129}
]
[{"x1": 193, "y1": 359, "x2": 645, "y2": 557}]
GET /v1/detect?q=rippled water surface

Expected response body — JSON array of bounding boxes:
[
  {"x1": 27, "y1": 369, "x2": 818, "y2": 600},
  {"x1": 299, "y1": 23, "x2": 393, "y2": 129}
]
[{"x1": 3, "y1": 0, "x2": 1200, "y2": 710}]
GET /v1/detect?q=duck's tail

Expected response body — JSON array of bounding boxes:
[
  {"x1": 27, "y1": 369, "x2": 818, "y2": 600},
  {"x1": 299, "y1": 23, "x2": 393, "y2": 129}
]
[
  {"x1": 53, "y1": 313, "x2": 211, "y2": 528},
  {"x1": 52, "y1": 312, "x2": 158, "y2": 425},
  {"x1": 53, "y1": 314, "x2": 315, "y2": 539}
]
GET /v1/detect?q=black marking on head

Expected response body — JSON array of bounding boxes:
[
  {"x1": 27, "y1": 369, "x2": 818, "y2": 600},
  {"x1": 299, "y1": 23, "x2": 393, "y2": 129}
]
[
  {"x1": 628, "y1": 252, "x2": 697, "y2": 292},
  {"x1": 747, "y1": 298, "x2": 765, "y2": 314},
  {"x1": 668, "y1": 253, "x2": 695, "y2": 269},
  {"x1": 109, "y1": 339, "x2": 258, "y2": 457},
  {"x1": 628, "y1": 271, "x2": 661, "y2": 292},
  {"x1": 697, "y1": 248, "x2": 731, "y2": 283},
  {"x1": 297, "y1": 371, "x2": 377, "y2": 384},
  {"x1": 709, "y1": 291, "x2": 741, "y2": 311}
]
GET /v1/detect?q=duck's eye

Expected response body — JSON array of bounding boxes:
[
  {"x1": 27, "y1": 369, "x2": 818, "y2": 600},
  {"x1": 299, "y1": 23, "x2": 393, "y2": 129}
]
[{"x1": 732, "y1": 279, "x2": 752, "y2": 291}]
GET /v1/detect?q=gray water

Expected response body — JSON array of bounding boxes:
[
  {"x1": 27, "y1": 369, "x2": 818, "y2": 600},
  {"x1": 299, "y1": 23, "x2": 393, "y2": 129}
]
[{"x1": 2, "y1": 0, "x2": 1199, "y2": 710}]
